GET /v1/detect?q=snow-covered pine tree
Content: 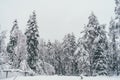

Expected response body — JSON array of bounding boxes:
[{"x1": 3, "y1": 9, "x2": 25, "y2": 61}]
[
  {"x1": 108, "y1": 0, "x2": 120, "y2": 75},
  {"x1": 62, "y1": 33, "x2": 77, "y2": 75},
  {"x1": 80, "y1": 12, "x2": 108, "y2": 76},
  {"x1": 52, "y1": 40, "x2": 63, "y2": 75},
  {"x1": 25, "y1": 11, "x2": 40, "y2": 74},
  {"x1": 109, "y1": 18, "x2": 118, "y2": 75},
  {"x1": 7, "y1": 20, "x2": 19, "y2": 68},
  {"x1": 80, "y1": 12, "x2": 99, "y2": 76},
  {"x1": 92, "y1": 24, "x2": 108, "y2": 75},
  {"x1": 46, "y1": 40, "x2": 55, "y2": 67},
  {"x1": 77, "y1": 37, "x2": 90, "y2": 76}
]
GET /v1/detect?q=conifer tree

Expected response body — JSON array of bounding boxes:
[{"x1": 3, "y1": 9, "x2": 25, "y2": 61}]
[
  {"x1": 77, "y1": 38, "x2": 90, "y2": 76},
  {"x1": 25, "y1": 11, "x2": 39, "y2": 73},
  {"x1": 7, "y1": 20, "x2": 19, "y2": 68},
  {"x1": 92, "y1": 25, "x2": 108, "y2": 75},
  {"x1": 108, "y1": 0, "x2": 120, "y2": 75},
  {"x1": 80, "y1": 13, "x2": 108, "y2": 76},
  {"x1": 62, "y1": 33, "x2": 77, "y2": 75}
]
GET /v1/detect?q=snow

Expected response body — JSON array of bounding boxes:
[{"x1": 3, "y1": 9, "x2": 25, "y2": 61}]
[
  {"x1": 1, "y1": 76, "x2": 120, "y2": 80},
  {"x1": 0, "y1": 69, "x2": 25, "y2": 79}
]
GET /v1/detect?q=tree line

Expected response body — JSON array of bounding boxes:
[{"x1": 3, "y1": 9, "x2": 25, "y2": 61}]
[{"x1": 0, "y1": 0, "x2": 120, "y2": 76}]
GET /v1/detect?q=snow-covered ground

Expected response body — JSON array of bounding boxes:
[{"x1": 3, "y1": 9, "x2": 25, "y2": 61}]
[{"x1": 1, "y1": 76, "x2": 120, "y2": 80}]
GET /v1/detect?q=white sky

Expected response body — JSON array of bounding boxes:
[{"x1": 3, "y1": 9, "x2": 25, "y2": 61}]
[{"x1": 0, "y1": 0, "x2": 115, "y2": 41}]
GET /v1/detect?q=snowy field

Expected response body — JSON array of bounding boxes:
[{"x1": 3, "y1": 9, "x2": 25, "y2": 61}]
[{"x1": 1, "y1": 76, "x2": 120, "y2": 80}]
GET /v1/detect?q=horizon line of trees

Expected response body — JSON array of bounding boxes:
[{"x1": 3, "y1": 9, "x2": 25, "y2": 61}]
[{"x1": 1, "y1": 0, "x2": 120, "y2": 76}]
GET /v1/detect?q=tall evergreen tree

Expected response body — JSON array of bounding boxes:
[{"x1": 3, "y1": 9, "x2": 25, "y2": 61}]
[
  {"x1": 7, "y1": 20, "x2": 19, "y2": 68},
  {"x1": 81, "y1": 12, "x2": 99, "y2": 76},
  {"x1": 92, "y1": 25, "x2": 108, "y2": 75},
  {"x1": 53, "y1": 40, "x2": 63, "y2": 75},
  {"x1": 62, "y1": 33, "x2": 77, "y2": 75},
  {"x1": 46, "y1": 40, "x2": 55, "y2": 66},
  {"x1": 108, "y1": 0, "x2": 120, "y2": 75},
  {"x1": 25, "y1": 11, "x2": 39, "y2": 73},
  {"x1": 80, "y1": 12, "x2": 108, "y2": 76},
  {"x1": 77, "y1": 38, "x2": 90, "y2": 76}
]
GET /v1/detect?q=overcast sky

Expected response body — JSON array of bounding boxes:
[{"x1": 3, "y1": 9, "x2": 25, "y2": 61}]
[{"x1": 0, "y1": 0, "x2": 115, "y2": 41}]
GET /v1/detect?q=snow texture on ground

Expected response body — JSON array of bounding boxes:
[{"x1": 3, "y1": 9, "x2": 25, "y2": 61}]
[{"x1": 1, "y1": 76, "x2": 120, "y2": 80}]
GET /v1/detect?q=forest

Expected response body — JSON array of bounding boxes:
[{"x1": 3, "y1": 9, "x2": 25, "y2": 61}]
[{"x1": 0, "y1": 0, "x2": 120, "y2": 77}]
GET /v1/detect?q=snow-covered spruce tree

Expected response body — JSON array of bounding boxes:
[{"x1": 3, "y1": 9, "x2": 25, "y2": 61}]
[
  {"x1": 7, "y1": 20, "x2": 19, "y2": 68},
  {"x1": 77, "y1": 37, "x2": 90, "y2": 76},
  {"x1": 7, "y1": 20, "x2": 26, "y2": 69},
  {"x1": 92, "y1": 25, "x2": 108, "y2": 76},
  {"x1": 109, "y1": 18, "x2": 118, "y2": 75},
  {"x1": 25, "y1": 12, "x2": 40, "y2": 74},
  {"x1": 108, "y1": 0, "x2": 120, "y2": 75},
  {"x1": 80, "y1": 13, "x2": 108, "y2": 76},
  {"x1": 53, "y1": 40, "x2": 64, "y2": 75},
  {"x1": 46, "y1": 40, "x2": 55, "y2": 66},
  {"x1": 62, "y1": 33, "x2": 77, "y2": 75},
  {"x1": 80, "y1": 13, "x2": 99, "y2": 76}
]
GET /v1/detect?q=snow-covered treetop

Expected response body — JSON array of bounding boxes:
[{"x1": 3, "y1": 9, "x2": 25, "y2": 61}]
[
  {"x1": 88, "y1": 12, "x2": 99, "y2": 27},
  {"x1": 10, "y1": 19, "x2": 21, "y2": 40},
  {"x1": 10, "y1": 20, "x2": 19, "y2": 34},
  {"x1": 62, "y1": 33, "x2": 77, "y2": 57},
  {"x1": 62, "y1": 33, "x2": 76, "y2": 49},
  {"x1": 27, "y1": 11, "x2": 38, "y2": 28},
  {"x1": 25, "y1": 11, "x2": 39, "y2": 38}
]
